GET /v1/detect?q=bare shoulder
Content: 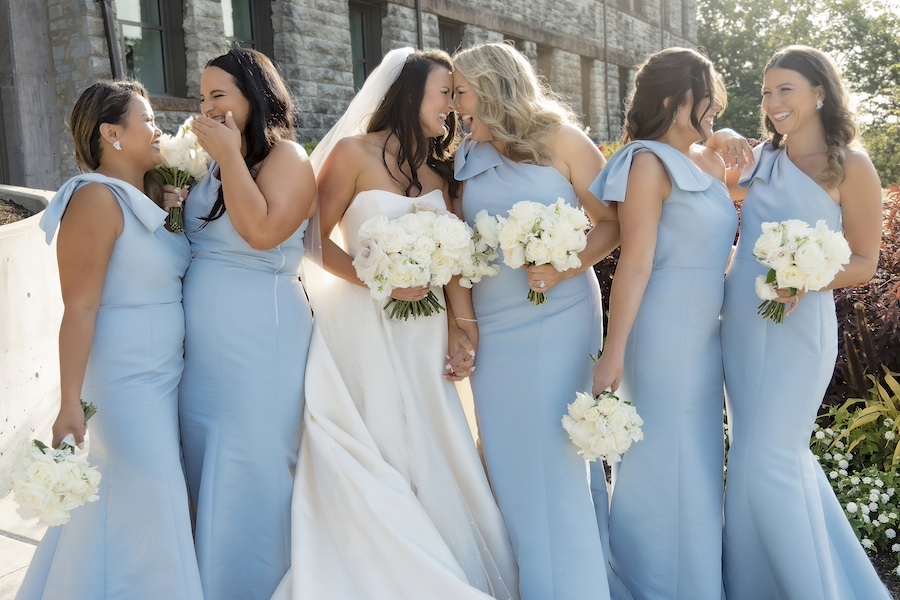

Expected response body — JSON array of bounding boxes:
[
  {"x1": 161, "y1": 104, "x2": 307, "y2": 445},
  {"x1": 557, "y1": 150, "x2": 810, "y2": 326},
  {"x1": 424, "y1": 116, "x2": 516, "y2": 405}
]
[
  {"x1": 842, "y1": 146, "x2": 878, "y2": 178},
  {"x1": 263, "y1": 139, "x2": 311, "y2": 165},
  {"x1": 69, "y1": 182, "x2": 120, "y2": 210},
  {"x1": 552, "y1": 123, "x2": 596, "y2": 152},
  {"x1": 631, "y1": 150, "x2": 668, "y2": 176}
]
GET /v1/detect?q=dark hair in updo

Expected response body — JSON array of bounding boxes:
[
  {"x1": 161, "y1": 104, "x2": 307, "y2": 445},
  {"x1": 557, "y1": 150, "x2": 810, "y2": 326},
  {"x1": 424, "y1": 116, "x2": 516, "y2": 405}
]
[{"x1": 70, "y1": 79, "x2": 149, "y2": 172}]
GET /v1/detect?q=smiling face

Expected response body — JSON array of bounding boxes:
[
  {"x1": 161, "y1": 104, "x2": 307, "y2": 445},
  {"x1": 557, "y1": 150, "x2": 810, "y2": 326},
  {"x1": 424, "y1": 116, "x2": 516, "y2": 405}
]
[
  {"x1": 111, "y1": 94, "x2": 162, "y2": 170},
  {"x1": 452, "y1": 72, "x2": 491, "y2": 141},
  {"x1": 419, "y1": 65, "x2": 454, "y2": 138},
  {"x1": 762, "y1": 67, "x2": 823, "y2": 137},
  {"x1": 199, "y1": 66, "x2": 251, "y2": 133},
  {"x1": 672, "y1": 87, "x2": 722, "y2": 142}
]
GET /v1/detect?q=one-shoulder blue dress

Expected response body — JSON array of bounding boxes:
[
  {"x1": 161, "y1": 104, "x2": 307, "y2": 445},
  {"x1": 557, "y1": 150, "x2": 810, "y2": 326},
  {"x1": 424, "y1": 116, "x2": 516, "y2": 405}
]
[{"x1": 590, "y1": 141, "x2": 737, "y2": 599}]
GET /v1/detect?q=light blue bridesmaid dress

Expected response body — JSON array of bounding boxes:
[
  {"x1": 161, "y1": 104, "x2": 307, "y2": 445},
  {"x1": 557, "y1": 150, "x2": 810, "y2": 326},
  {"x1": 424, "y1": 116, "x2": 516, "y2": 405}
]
[
  {"x1": 722, "y1": 142, "x2": 890, "y2": 599},
  {"x1": 19, "y1": 174, "x2": 202, "y2": 600},
  {"x1": 589, "y1": 140, "x2": 737, "y2": 600},
  {"x1": 456, "y1": 136, "x2": 612, "y2": 600},
  {"x1": 179, "y1": 166, "x2": 313, "y2": 600}
]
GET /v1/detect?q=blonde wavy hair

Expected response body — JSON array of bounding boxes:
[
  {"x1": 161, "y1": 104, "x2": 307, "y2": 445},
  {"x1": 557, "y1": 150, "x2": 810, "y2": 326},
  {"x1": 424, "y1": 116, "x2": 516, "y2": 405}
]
[
  {"x1": 763, "y1": 46, "x2": 861, "y2": 188},
  {"x1": 452, "y1": 42, "x2": 575, "y2": 164}
]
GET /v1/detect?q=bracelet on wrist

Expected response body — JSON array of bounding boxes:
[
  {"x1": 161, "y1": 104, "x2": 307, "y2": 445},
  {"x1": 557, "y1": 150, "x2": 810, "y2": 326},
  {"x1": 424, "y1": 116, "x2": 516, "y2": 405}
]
[{"x1": 454, "y1": 317, "x2": 478, "y2": 323}]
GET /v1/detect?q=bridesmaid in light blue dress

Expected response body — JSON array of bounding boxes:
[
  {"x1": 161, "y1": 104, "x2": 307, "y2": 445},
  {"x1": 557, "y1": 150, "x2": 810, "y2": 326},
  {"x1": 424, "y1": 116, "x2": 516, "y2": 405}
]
[
  {"x1": 453, "y1": 43, "x2": 620, "y2": 600},
  {"x1": 590, "y1": 48, "x2": 736, "y2": 600},
  {"x1": 18, "y1": 81, "x2": 202, "y2": 599},
  {"x1": 177, "y1": 50, "x2": 316, "y2": 600},
  {"x1": 721, "y1": 46, "x2": 887, "y2": 600}
]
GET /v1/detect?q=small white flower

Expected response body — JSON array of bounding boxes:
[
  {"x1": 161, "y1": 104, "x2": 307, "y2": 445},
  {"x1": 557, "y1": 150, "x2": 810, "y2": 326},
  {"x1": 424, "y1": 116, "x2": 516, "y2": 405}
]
[
  {"x1": 889, "y1": 512, "x2": 897, "y2": 520},
  {"x1": 893, "y1": 543, "x2": 900, "y2": 552},
  {"x1": 830, "y1": 471, "x2": 839, "y2": 479},
  {"x1": 886, "y1": 418, "x2": 895, "y2": 427},
  {"x1": 886, "y1": 431, "x2": 896, "y2": 441},
  {"x1": 851, "y1": 476, "x2": 861, "y2": 485},
  {"x1": 862, "y1": 538, "x2": 874, "y2": 549},
  {"x1": 839, "y1": 469, "x2": 848, "y2": 476},
  {"x1": 839, "y1": 460, "x2": 849, "y2": 469},
  {"x1": 815, "y1": 430, "x2": 826, "y2": 440},
  {"x1": 863, "y1": 477, "x2": 873, "y2": 485},
  {"x1": 861, "y1": 504, "x2": 871, "y2": 515},
  {"x1": 834, "y1": 440, "x2": 845, "y2": 449},
  {"x1": 870, "y1": 502, "x2": 879, "y2": 512},
  {"x1": 881, "y1": 515, "x2": 891, "y2": 525},
  {"x1": 876, "y1": 479, "x2": 885, "y2": 488},
  {"x1": 824, "y1": 453, "x2": 833, "y2": 460},
  {"x1": 847, "y1": 502, "x2": 859, "y2": 514}
]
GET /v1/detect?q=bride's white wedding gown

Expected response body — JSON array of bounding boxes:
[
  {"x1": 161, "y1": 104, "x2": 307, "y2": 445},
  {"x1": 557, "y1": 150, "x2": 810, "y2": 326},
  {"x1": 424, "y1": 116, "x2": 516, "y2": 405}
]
[{"x1": 271, "y1": 189, "x2": 519, "y2": 600}]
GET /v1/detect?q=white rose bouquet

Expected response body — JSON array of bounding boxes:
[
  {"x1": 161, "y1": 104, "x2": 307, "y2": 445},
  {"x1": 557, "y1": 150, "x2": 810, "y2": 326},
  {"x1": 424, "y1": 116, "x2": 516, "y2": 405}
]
[
  {"x1": 497, "y1": 198, "x2": 590, "y2": 305},
  {"x1": 457, "y1": 209, "x2": 502, "y2": 288},
  {"x1": 353, "y1": 204, "x2": 487, "y2": 319},
  {"x1": 562, "y1": 391, "x2": 644, "y2": 463},
  {"x1": 752, "y1": 219, "x2": 851, "y2": 323},
  {"x1": 155, "y1": 118, "x2": 210, "y2": 233},
  {"x1": 0, "y1": 401, "x2": 101, "y2": 526}
]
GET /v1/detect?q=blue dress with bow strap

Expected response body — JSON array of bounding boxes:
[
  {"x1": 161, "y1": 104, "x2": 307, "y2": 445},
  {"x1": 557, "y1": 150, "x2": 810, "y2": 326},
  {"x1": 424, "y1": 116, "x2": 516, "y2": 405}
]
[
  {"x1": 456, "y1": 136, "x2": 612, "y2": 600},
  {"x1": 589, "y1": 140, "x2": 737, "y2": 600},
  {"x1": 722, "y1": 142, "x2": 890, "y2": 599},
  {"x1": 17, "y1": 174, "x2": 201, "y2": 600}
]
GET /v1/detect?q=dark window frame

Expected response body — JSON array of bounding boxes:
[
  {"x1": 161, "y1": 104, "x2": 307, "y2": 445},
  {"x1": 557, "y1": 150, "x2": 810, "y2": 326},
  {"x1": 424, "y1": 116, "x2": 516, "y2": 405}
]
[
  {"x1": 438, "y1": 18, "x2": 462, "y2": 55},
  {"x1": 224, "y1": 0, "x2": 274, "y2": 57},
  {"x1": 348, "y1": 1, "x2": 383, "y2": 90},
  {"x1": 117, "y1": 0, "x2": 187, "y2": 97}
]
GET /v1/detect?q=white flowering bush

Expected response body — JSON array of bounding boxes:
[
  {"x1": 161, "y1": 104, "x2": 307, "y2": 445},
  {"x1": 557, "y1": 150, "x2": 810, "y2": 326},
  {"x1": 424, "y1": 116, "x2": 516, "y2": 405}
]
[
  {"x1": 562, "y1": 391, "x2": 644, "y2": 463},
  {"x1": 0, "y1": 402, "x2": 101, "y2": 527},
  {"x1": 155, "y1": 118, "x2": 210, "y2": 232},
  {"x1": 812, "y1": 421, "x2": 900, "y2": 574},
  {"x1": 353, "y1": 203, "x2": 495, "y2": 319},
  {"x1": 497, "y1": 198, "x2": 590, "y2": 305},
  {"x1": 753, "y1": 219, "x2": 851, "y2": 323}
]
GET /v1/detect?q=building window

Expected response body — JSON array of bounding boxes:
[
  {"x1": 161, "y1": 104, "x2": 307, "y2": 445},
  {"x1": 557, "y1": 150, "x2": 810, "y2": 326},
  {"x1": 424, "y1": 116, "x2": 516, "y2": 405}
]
[
  {"x1": 536, "y1": 44, "x2": 553, "y2": 83},
  {"x1": 617, "y1": 0, "x2": 643, "y2": 13},
  {"x1": 116, "y1": 0, "x2": 186, "y2": 96},
  {"x1": 438, "y1": 19, "x2": 462, "y2": 55},
  {"x1": 349, "y1": 2, "x2": 382, "y2": 91},
  {"x1": 223, "y1": 0, "x2": 274, "y2": 57}
]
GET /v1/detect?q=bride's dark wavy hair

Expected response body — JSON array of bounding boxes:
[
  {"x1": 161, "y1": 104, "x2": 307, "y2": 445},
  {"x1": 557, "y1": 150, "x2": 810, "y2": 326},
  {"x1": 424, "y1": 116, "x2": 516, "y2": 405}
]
[
  {"x1": 367, "y1": 50, "x2": 459, "y2": 198},
  {"x1": 762, "y1": 46, "x2": 859, "y2": 188},
  {"x1": 201, "y1": 48, "x2": 296, "y2": 223}
]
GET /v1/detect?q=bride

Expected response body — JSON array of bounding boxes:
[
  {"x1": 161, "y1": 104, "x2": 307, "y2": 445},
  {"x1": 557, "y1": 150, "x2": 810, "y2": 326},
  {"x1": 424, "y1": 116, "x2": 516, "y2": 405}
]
[{"x1": 271, "y1": 48, "x2": 519, "y2": 599}]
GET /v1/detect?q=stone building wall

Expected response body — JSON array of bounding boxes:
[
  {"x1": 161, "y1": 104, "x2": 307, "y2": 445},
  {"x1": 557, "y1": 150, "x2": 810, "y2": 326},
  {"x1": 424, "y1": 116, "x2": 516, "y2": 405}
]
[{"x1": 1, "y1": 0, "x2": 699, "y2": 188}]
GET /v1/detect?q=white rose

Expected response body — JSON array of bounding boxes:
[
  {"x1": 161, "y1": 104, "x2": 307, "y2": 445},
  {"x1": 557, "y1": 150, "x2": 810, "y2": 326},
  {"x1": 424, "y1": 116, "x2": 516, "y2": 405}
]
[
  {"x1": 353, "y1": 238, "x2": 390, "y2": 283},
  {"x1": 408, "y1": 236, "x2": 437, "y2": 266},
  {"x1": 793, "y1": 239, "x2": 827, "y2": 273},
  {"x1": 507, "y1": 201, "x2": 543, "y2": 227},
  {"x1": 583, "y1": 406, "x2": 603, "y2": 423},
  {"x1": 818, "y1": 229, "x2": 852, "y2": 267},
  {"x1": 804, "y1": 269, "x2": 833, "y2": 291},
  {"x1": 775, "y1": 265, "x2": 807, "y2": 290},
  {"x1": 357, "y1": 215, "x2": 389, "y2": 240},
  {"x1": 497, "y1": 218, "x2": 523, "y2": 250},
  {"x1": 400, "y1": 212, "x2": 434, "y2": 237},
  {"x1": 782, "y1": 219, "x2": 811, "y2": 240},
  {"x1": 753, "y1": 224, "x2": 784, "y2": 260},
  {"x1": 589, "y1": 433, "x2": 615, "y2": 459},
  {"x1": 433, "y1": 215, "x2": 472, "y2": 256},
  {"x1": 379, "y1": 223, "x2": 410, "y2": 255},
  {"x1": 764, "y1": 248, "x2": 793, "y2": 272},
  {"x1": 54, "y1": 462, "x2": 84, "y2": 493},
  {"x1": 474, "y1": 210, "x2": 500, "y2": 248},
  {"x1": 607, "y1": 406, "x2": 631, "y2": 431},
  {"x1": 612, "y1": 430, "x2": 633, "y2": 453},
  {"x1": 24, "y1": 455, "x2": 58, "y2": 489},
  {"x1": 13, "y1": 481, "x2": 53, "y2": 520},
  {"x1": 386, "y1": 258, "x2": 417, "y2": 289},
  {"x1": 524, "y1": 237, "x2": 551, "y2": 265},
  {"x1": 502, "y1": 245, "x2": 527, "y2": 269},
  {"x1": 568, "y1": 392, "x2": 595, "y2": 420},
  {"x1": 755, "y1": 275, "x2": 779, "y2": 300},
  {"x1": 596, "y1": 395, "x2": 618, "y2": 415}
]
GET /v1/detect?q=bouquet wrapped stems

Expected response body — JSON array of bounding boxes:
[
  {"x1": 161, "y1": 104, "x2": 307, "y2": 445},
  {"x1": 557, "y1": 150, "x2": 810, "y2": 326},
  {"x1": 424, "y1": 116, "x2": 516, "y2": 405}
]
[
  {"x1": 756, "y1": 270, "x2": 795, "y2": 324},
  {"x1": 384, "y1": 290, "x2": 446, "y2": 320},
  {"x1": 157, "y1": 167, "x2": 192, "y2": 233}
]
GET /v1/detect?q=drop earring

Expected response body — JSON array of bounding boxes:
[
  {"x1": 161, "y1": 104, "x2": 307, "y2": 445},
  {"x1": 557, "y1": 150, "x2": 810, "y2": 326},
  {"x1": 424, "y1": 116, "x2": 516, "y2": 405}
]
[
  {"x1": 816, "y1": 99, "x2": 824, "y2": 110},
  {"x1": 113, "y1": 140, "x2": 122, "y2": 151}
]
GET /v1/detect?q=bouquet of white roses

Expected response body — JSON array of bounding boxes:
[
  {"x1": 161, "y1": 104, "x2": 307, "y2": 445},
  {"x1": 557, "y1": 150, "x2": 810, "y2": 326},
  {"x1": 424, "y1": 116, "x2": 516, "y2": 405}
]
[
  {"x1": 155, "y1": 118, "x2": 210, "y2": 233},
  {"x1": 353, "y1": 203, "x2": 482, "y2": 319},
  {"x1": 0, "y1": 401, "x2": 101, "y2": 526},
  {"x1": 562, "y1": 391, "x2": 644, "y2": 463},
  {"x1": 497, "y1": 198, "x2": 590, "y2": 305},
  {"x1": 752, "y1": 219, "x2": 851, "y2": 323},
  {"x1": 457, "y1": 209, "x2": 502, "y2": 288}
]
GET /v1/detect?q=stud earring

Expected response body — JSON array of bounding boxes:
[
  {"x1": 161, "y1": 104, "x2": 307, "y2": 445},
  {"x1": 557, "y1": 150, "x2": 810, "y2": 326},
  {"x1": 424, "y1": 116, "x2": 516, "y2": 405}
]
[
  {"x1": 816, "y1": 99, "x2": 824, "y2": 110},
  {"x1": 113, "y1": 140, "x2": 122, "y2": 151}
]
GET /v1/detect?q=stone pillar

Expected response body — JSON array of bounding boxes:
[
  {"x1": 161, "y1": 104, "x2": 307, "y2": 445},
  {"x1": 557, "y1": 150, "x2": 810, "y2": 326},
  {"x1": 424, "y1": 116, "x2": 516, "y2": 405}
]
[
  {"x1": 588, "y1": 58, "x2": 610, "y2": 141},
  {"x1": 547, "y1": 48, "x2": 582, "y2": 125},
  {"x1": 183, "y1": 0, "x2": 226, "y2": 99},
  {"x1": 274, "y1": 0, "x2": 355, "y2": 143},
  {"x1": 381, "y1": 2, "x2": 418, "y2": 52}
]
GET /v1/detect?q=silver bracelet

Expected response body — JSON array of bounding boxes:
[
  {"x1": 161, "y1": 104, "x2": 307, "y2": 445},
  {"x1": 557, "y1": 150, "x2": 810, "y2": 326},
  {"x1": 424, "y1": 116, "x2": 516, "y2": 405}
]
[{"x1": 454, "y1": 317, "x2": 478, "y2": 323}]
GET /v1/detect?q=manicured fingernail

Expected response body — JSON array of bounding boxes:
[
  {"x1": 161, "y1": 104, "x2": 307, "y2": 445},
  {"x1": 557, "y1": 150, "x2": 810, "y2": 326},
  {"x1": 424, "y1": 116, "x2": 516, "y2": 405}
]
[
  {"x1": 469, "y1": 349, "x2": 476, "y2": 356},
  {"x1": 445, "y1": 363, "x2": 452, "y2": 370},
  {"x1": 77, "y1": 442, "x2": 84, "y2": 450}
]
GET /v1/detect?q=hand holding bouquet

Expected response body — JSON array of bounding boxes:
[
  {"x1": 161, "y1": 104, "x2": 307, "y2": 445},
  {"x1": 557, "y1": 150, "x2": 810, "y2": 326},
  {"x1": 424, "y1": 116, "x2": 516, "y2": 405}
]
[
  {"x1": 155, "y1": 118, "x2": 210, "y2": 232},
  {"x1": 497, "y1": 199, "x2": 589, "y2": 305},
  {"x1": 353, "y1": 203, "x2": 494, "y2": 319},
  {"x1": 562, "y1": 391, "x2": 644, "y2": 463},
  {"x1": 752, "y1": 219, "x2": 851, "y2": 323},
  {"x1": 0, "y1": 401, "x2": 101, "y2": 526}
]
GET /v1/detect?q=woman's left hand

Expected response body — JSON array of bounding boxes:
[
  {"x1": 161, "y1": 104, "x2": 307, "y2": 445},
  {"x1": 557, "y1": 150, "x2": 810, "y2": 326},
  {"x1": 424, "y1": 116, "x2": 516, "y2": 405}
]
[
  {"x1": 774, "y1": 287, "x2": 806, "y2": 317},
  {"x1": 191, "y1": 112, "x2": 242, "y2": 164},
  {"x1": 446, "y1": 322, "x2": 478, "y2": 381},
  {"x1": 526, "y1": 264, "x2": 568, "y2": 293},
  {"x1": 162, "y1": 185, "x2": 188, "y2": 210},
  {"x1": 707, "y1": 128, "x2": 754, "y2": 171}
]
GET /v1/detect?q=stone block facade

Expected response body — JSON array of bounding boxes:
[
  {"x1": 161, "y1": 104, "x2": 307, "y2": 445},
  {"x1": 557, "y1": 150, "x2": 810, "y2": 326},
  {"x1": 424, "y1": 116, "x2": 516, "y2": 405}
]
[{"x1": 0, "y1": 0, "x2": 697, "y2": 188}]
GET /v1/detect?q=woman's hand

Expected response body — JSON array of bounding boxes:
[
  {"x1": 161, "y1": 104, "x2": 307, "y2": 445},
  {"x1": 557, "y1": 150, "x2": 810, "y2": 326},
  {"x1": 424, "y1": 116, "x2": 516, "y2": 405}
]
[
  {"x1": 526, "y1": 264, "x2": 568, "y2": 293},
  {"x1": 390, "y1": 285, "x2": 430, "y2": 302},
  {"x1": 706, "y1": 128, "x2": 754, "y2": 171},
  {"x1": 446, "y1": 320, "x2": 478, "y2": 381},
  {"x1": 774, "y1": 287, "x2": 806, "y2": 317},
  {"x1": 51, "y1": 401, "x2": 87, "y2": 449},
  {"x1": 191, "y1": 112, "x2": 242, "y2": 165},
  {"x1": 592, "y1": 352, "x2": 624, "y2": 396},
  {"x1": 162, "y1": 185, "x2": 188, "y2": 210}
]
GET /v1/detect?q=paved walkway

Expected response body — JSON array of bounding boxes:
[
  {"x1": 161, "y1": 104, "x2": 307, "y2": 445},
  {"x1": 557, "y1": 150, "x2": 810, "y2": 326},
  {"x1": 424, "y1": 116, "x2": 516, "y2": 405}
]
[{"x1": 0, "y1": 494, "x2": 44, "y2": 599}]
